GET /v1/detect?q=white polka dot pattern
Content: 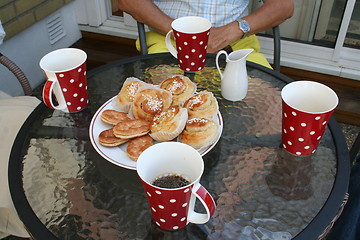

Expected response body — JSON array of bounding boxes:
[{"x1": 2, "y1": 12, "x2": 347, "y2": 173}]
[
  {"x1": 173, "y1": 29, "x2": 209, "y2": 72},
  {"x1": 55, "y1": 62, "x2": 88, "y2": 112},
  {"x1": 142, "y1": 182, "x2": 193, "y2": 231},
  {"x1": 282, "y1": 100, "x2": 335, "y2": 156}
]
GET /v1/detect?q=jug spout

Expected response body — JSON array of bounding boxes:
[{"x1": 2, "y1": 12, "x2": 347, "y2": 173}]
[{"x1": 227, "y1": 48, "x2": 254, "y2": 62}]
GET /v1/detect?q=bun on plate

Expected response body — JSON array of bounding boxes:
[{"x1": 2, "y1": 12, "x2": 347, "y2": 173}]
[
  {"x1": 183, "y1": 91, "x2": 218, "y2": 119},
  {"x1": 159, "y1": 75, "x2": 196, "y2": 106},
  {"x1": 114, "y1": 77, "x2": 147, "y2": 112},
  {"x1": 179, "y1": 117, "x2": 219, "y2": 150},
  {"x1": 131, "y1": 86, "x2": 172, "y2": 121},
  {"x1": 150, "y1": 106, "x2": 188, "y2": 142}
]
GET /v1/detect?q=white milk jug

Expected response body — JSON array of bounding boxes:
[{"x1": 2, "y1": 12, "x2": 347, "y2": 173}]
[{"x1": 216, "y1": 49, "x2": 253, "y2": 101}]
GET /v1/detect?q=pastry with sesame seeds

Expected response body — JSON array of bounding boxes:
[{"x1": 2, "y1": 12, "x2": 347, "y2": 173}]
[
  {"x1": 114, "y1": 77, "x2": 148, "y2": 112},
  {"x1": 150, "y1": 106, "x2": 188, "y2": 142},
  {"x1": 179, "y1": 117, "x2": 219, "y2": 150},
  {"x1": 159, "y1": 75, "x2": 196, "y2": 106},
  {"x1": 131, "y1": 86, "x2": 173, "y2": 121},
  {"x1": 183, "y1": 91, "x2": 219, "y2": 120}
]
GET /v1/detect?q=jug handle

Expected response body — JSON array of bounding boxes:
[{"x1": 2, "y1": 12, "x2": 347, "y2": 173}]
[{"x1": 216, "y1": 50, "x2": 228, "y2": 78}]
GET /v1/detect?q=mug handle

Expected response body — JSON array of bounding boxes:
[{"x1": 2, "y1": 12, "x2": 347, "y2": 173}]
[
  {"x1": 216, "y1": 50, "x2": 228, "y2": 79},
  {"x1": 42, "y1": 80, "x2": 67, "y2": 110},
  {"x1": 165, "y1": 30, "x2": 178, "y2": 58},
  {"x1": 187, "y1": 182, "x2": 216, "y2": 224}
]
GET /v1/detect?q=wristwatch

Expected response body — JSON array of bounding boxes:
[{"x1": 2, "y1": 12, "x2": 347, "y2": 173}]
[{"x1": 237, "y1": 19, "x2": 250, "y2": 38}]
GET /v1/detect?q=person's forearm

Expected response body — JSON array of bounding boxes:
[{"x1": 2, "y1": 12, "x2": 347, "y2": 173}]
[
  {"x1": 244, "y1": 0, "x2": 294, "y2": 35},
  {"x1": 219, "y1": 0, "x2": 294, "y2": 45},
  {"x1": 207, "y1": 0, "x2": 293, "y2": 53},
  {"x1": 118, "y1": 0, "x2": 173, "y2": 35}
]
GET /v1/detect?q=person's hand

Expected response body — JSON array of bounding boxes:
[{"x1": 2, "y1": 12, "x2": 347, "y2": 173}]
[
  {"x1": 207, "y1": 26, "x2": 230, "y2": 53},
  {"x1": 207, "y1": 23, "x2": 243, "y2": 53}
]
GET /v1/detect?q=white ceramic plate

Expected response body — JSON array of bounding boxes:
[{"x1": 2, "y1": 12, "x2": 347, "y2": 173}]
[{"x1": 89, "y1": 96, "x2": 223, "y2": 170}]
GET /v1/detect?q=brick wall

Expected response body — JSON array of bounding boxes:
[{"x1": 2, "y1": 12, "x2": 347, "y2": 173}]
[{"x1": 0, "y1": 0, "x2": 73, "y2": 40}]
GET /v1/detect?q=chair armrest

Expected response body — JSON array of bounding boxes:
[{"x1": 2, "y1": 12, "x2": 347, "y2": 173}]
[
  {"x1": 272, "y1": 26, "x2": 281, "y2": 72},
  {"x1": 137, "y1": 22, "x2": 148, "y2": 55}
]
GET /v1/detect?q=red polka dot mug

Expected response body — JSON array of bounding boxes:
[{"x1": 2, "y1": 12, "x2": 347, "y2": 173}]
[
  {"x1": 281, "y1": 81, "x2": 338, "y2": 156},
  {"x1": 137, "y1": 142, "x2": 216, "y2": 231},
  {"x1": 40, "y1": 48, "x2": 88, "y2": 113},
  {"x1": 165, "y1": 16, "x2": 211, "y2": 72}
]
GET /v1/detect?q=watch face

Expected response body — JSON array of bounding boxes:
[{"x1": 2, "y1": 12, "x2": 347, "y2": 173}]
[{"x1": 240, "y1": 20, "x2": 250, "y2": 33}]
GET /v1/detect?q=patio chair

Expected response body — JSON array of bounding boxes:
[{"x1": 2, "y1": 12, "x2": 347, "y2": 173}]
[
  {"x1": 349, "y1": 132, "x2": 360, "y2": 163},
  {"x1": 0, "y1": 53, "x2": 39, "y2": 238},
  {"x1": 0, "y1": 53, "x2": 32, "y2": 96},
  {"x1": 136, "y1": 22, "x2": 281, "y2": 72}
]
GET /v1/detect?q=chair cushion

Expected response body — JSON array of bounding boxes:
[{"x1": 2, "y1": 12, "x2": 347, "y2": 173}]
[
  {"x1": 0, "y1": 95, "x2": 40, "y2": 238},
  {"x1": 0, "y1": 90, "x2": 12, "y2": 99}
]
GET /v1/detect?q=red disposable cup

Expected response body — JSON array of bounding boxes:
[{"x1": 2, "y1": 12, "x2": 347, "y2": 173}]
[
  {"x1": 165, "y1": 16, "x2": 211, "y2": 72},
  {"x1": 281, "y1": 81, "x2": 338, "y2": 156},
  {"x1": 40, "y1": 48, "x2": 88, "y2": 113},
  {"x1": 136, "y1": 142, "x2": 216, "y2": 231}
]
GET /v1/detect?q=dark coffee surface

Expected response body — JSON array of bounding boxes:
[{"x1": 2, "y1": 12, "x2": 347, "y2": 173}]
[{"x1": 153, "y1": 175, "x2": 190, "y2": 189}]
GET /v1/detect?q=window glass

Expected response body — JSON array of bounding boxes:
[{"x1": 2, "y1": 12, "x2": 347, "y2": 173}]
[
  {"x1": 110, "y1": 0, "x2": 123, "y2": 17},
  {"x1": 344, "y1": 0, "x2": 360, "y2": 48},
  {"x1": 312, "y1": 0, "x2": 347, "y2": 48}
]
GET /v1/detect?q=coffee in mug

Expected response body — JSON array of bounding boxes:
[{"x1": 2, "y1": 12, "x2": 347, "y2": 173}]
[{"x1": 152, "y1": 174, "x2": 191, "y2": 189}]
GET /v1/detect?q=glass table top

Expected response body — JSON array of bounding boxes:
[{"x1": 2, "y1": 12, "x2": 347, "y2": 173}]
[{"x1": 9, "y1": 53, "x2": 350, "y2": 240}]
